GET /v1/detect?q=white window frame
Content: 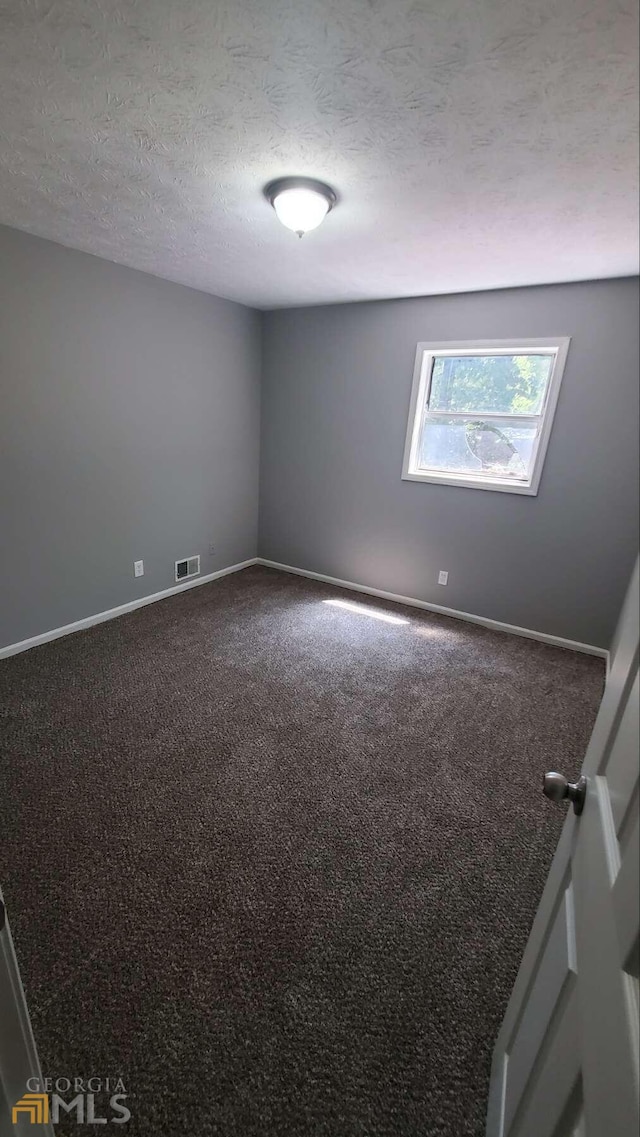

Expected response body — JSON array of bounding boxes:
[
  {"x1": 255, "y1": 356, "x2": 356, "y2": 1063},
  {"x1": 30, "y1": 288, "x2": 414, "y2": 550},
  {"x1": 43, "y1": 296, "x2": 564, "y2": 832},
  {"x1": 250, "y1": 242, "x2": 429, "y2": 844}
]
[{"x1": 401, "y1": 337, "x2": 571, "y2": 496}]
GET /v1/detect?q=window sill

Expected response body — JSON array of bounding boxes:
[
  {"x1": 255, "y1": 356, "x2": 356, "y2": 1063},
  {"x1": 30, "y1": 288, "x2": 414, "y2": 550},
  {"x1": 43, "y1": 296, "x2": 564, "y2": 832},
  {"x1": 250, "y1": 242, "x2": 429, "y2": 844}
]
[{"x1": 401, "y1": 469, "x2": 539, "y2": 495}]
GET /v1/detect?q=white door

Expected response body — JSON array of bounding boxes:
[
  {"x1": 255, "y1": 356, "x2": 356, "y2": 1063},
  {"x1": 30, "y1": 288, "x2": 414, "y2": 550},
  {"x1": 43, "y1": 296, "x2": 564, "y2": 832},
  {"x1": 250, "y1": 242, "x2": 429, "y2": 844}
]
[
  {"x1": 486, "y1": 560, "x2": 639, "y2": 1137},
  {"x1": 0, "y1": 887, "x2": 52, "y2": 1136}
]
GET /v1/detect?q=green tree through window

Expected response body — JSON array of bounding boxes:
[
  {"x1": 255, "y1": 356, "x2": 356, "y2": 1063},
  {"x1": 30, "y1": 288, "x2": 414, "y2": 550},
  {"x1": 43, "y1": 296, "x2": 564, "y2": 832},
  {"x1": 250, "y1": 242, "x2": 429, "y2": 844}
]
[{"x1": 429, "y1": 354, "x2": 552, "y2": 416}]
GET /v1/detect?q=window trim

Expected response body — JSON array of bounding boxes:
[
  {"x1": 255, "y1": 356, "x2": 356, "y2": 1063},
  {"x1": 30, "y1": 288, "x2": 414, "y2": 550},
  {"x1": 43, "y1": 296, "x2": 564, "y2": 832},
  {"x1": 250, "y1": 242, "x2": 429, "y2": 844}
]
[{"x1": 401, "y1": 337, "x2": 571, "y2": 496}]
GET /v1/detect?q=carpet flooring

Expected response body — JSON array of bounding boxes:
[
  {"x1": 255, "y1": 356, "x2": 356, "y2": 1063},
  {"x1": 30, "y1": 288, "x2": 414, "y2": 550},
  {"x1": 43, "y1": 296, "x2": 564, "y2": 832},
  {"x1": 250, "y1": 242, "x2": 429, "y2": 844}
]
[{"x1": 0, "y1": 566, "x2": 604, "y2": 1136}]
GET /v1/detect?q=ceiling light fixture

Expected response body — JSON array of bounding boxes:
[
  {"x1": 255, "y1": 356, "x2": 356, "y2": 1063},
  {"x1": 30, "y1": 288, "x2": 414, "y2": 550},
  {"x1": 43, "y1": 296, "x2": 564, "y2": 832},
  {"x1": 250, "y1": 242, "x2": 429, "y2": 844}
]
[{"x1": 264, "y1": 177, "x2": 337, "y2": 238}]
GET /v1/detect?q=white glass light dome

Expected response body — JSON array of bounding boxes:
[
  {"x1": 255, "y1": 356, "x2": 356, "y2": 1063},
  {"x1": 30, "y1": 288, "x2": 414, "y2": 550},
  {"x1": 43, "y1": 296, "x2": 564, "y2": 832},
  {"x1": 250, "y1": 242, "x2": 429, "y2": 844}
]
[{"x1": 265, "y1": 178, "x2": 337, "y2": 238}]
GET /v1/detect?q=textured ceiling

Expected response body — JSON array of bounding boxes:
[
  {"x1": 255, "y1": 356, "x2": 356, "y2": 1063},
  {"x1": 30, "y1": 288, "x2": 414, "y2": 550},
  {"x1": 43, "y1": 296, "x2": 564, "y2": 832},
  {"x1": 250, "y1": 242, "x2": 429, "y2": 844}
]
[{"x1": 0, "y1": 0, "x2": 638, "y2": 309}]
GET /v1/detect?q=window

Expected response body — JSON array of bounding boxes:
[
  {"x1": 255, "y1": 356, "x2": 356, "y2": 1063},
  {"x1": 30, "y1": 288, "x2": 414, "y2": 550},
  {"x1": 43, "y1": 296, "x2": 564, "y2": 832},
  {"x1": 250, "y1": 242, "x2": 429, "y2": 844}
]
[{"x1": 401, "y1": 338, "x2": 570, "y2": 495}]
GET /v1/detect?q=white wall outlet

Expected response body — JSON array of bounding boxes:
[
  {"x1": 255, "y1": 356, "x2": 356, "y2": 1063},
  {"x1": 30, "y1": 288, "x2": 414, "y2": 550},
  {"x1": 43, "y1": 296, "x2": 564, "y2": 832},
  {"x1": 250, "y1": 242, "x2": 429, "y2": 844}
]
[
  {"x1": 134, "y1": 560, "x2": 144, "y2": 578},
  {"x1": 438, "y1": 570, "x2": 449, "y2": 586},
  {"x1": 208, "y1": 543, "x2": 216, "y2": 556}
]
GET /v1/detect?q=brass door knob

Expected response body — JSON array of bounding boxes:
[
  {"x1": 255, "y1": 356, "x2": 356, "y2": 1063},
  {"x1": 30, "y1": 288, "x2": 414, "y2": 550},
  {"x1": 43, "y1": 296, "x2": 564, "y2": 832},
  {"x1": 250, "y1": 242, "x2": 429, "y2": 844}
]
[{"x1": 543, "y1": 772, "x2": 587, "y2": 815}]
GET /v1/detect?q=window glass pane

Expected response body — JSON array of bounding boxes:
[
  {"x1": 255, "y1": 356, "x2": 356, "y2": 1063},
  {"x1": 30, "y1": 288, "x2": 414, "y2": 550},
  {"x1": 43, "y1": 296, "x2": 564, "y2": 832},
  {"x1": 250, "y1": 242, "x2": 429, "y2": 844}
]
[
  {"x1": 428, "y1": 354, "x2": 553, "y2": 415},
  {"x1": 418, "y1": 415, "x2": 538, "y2": 480}
]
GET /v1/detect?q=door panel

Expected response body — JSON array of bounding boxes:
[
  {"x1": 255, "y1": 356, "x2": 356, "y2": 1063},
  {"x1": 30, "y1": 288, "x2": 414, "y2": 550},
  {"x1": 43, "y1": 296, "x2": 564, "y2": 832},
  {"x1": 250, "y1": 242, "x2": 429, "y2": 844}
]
[
  {"x1": 487, "y1": 560, "x2": 640, "y2": 1137},
  {"x1": 574, "y1": 734, "x2": 639, "y2": 1136},
  {"x1": 605, "y1": 674, "x2": 639, "y2": 831},
  {"x1": 511, "y1": 989, "x2": 580, "y2": 1137},
  {"x1": 504, "y1": 885, "x2": 577, "y2": 1134},
  {"x1": 612, "y1": 810, "x2": 638, "y2": 975}
]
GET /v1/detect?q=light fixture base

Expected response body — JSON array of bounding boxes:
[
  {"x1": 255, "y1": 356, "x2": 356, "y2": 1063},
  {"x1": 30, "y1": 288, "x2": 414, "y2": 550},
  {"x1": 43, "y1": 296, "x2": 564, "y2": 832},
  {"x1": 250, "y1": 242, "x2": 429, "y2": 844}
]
[{"x1": 264, "y1": 177, "x2": 337, "y2": 211}]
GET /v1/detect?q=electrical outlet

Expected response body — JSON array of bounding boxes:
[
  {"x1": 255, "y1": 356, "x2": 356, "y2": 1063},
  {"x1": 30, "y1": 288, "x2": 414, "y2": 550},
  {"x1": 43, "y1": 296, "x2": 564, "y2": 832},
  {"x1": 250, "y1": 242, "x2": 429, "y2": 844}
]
[
  {"x1": 438, "y1": 570, "x2": 449, "y2": 586},
  {"x1": 134, "y1": 560, "x2": 144, "y2": 578},
  {"x1": 208, "y1": 543, "x2": 216, "y2": 556}
]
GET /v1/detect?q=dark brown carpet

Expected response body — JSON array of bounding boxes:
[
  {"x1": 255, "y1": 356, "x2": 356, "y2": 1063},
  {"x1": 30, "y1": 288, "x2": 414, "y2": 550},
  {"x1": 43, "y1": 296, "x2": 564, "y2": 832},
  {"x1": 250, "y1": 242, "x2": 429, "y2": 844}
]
[{"x1": 0, "y1": 566, "x2": 604, "y2": 1136}]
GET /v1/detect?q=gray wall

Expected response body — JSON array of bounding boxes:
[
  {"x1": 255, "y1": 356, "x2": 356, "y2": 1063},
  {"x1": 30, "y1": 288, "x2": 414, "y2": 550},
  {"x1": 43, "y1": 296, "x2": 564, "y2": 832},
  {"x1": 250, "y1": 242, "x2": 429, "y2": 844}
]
[
  {"x1": 1, "y1": 225, "x2": 637, "y2": 653},
  {"x1": 259, "y1": 278, "x2": 639, "y2": 649},
  {"x1": 0, "y1": 225, "x2": 261, "y2": 649}
]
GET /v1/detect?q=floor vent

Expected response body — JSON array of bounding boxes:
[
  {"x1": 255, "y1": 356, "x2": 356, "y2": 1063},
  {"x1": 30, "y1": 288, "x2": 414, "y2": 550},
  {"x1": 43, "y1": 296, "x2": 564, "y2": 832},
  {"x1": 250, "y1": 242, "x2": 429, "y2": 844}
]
[{"x1": 175, "y1": 555, "x2": 200, "y2": 583}]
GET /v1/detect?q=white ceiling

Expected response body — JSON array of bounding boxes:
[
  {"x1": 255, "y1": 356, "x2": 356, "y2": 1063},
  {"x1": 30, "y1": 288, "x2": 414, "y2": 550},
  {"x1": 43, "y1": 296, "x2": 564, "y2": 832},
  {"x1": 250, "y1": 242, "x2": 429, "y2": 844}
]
[{"x1": 0, "y1": 0, "x2": 637, "y2": 309}]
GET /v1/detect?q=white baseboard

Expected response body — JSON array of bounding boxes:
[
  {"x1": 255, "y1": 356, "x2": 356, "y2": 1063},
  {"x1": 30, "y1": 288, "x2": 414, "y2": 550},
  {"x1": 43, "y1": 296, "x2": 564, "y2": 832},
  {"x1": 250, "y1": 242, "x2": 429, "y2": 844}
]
[
  {"x1": 1, "y1": 555, "x2": 609, "y2": 669},
  {"x1": 0, "y1": 558, "x2": 259, "y2": 660},
  {"x1": 257, "y1": 558, "x2": 610, "y2": 664}
]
